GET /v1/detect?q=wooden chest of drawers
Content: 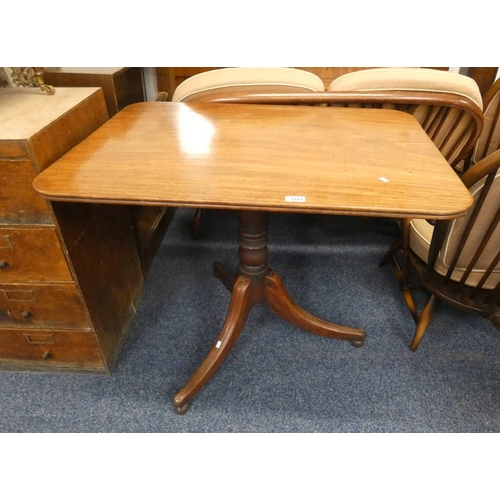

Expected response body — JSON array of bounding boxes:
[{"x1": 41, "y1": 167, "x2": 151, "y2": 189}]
[{"x1": 0, "y1": 87, "x2": 150, "y2": 373}]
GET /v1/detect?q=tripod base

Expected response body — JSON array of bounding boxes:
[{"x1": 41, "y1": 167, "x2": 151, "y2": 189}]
[{"x1": 173, "y1": 210, "x2": 366, "y2": 413}]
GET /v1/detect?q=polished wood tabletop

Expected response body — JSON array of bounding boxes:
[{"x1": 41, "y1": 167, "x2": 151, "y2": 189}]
[
  {"x1": 32, "y1": 101, "x2": 475, "y2": 414},
  {"x1": 33, "y1": 102, "x2": 473, "y2": 219}
]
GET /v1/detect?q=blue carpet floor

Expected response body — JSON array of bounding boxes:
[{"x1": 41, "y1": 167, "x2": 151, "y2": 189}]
[{"x1": 1, "y1": 208, "x2": 499, "y2": 433}]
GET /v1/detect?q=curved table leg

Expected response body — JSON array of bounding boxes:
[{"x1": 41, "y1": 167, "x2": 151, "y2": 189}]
[
  {"x1": 173, "y1": 275, "x2": 254, "y2": 414},
  {"x1": 213, "y1": 261, "x2": 236, "y2": 293},
  {"x1": 174, "y1": 209, "x2": 366, "y2": 413},
  {"x1": 265, "y1": 270, "x2": 365, "y2": 347}
]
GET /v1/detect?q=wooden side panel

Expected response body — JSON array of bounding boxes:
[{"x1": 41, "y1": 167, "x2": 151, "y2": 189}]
[
  {"x1": 0, "y1": 159, "x2": 52, "y2": 225},
  {"x1": 45, "y1": 72, "x2": 120, "y2": 115},
  {"x1": 28, "y1": 89, "x2": 109, "y2": 172},
  {"x1": 52, "y1": 201, "x2": 144, "y2": 370},
  {"x1": 155, "y1": 68, "x2": 176, "y2": 100},
  {"x1": 44, "y1": 68, "x2": 145, "y2": 117},
  {"x1": 132, "y1": 206, "x2": 176, "y2": 272},
  {"x1": 113, "y1": 68, "x2": 145, "y2": 111}
]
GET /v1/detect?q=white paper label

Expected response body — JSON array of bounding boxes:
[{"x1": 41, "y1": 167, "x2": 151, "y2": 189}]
[{"x1": 216, "y1": 341, "x2": 222, "y2": 349}]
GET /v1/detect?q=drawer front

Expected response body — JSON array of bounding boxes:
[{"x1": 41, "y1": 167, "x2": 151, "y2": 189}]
[
  {"x1": 0, "y1": 159, "x2": 52, "y2": 225},
  {"x1": 0, "y1": 328, "x2": 105, "y2": 371},
  {"x1": 0, "y1": 139, "x2": 31, "y2": 159},
  {"x1": 0, "y1": 227, "x2": 73, "y2": 282},
  {"x1": 0, "y1": 283, "x2": 90, "y2": 329}
]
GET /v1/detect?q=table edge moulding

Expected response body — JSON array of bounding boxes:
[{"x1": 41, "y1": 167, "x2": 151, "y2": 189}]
[{"x1": 32, "y1": 101, "x2": 473, "y2": 410}]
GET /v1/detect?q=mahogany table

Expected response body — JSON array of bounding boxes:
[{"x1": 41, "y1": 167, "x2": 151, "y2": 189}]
[{"x1": 33, "y1": 102, "x2": 473, "y2": 413}]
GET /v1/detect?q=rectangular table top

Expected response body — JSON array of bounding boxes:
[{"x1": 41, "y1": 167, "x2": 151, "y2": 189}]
[{"x1": 33, "y1": 101, "x2": 473, "y2": 219}]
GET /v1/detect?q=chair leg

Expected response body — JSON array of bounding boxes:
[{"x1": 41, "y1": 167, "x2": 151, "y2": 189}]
[
  {"x1": 385, "y1": 218, "x2": 421, "y2": 324},
  {"x1": 193, "y1": 208, "x2": 203, "y2": 238},
  {"x1": 393, "y1": 259, "x2": 419, "y2": 324},
  {"x1": 379, "y1": 237, "x2": 401, "y2": 267},
  {"x1": 379, "y1": 219, "x2": 405, "y2": 268},
  {"x1": 399, "y1": 218, "x2": 412, "y2": 285},
  {"x1": 381, "y1": 218, "x2": 435, "y2": 351},
  {"x1": 409, "y1": 294, "x2": 436, "y2": 352},
  {"x1": 490, "y1": 314, "x2": 500, "y2": 330}
]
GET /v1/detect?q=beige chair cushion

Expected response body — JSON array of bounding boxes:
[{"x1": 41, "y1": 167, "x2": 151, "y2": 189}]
[
  {"x1": 472, "y1": 80, "x2": 500, "y2": 163},
  {"x1": 410, "y1": 171, "x2": 500, "y2": 289},
  {"x1": 172, "y1": 67, "x2": 325, "y2": 102},
  {"x1": 328, "y1": 67, "x2": 483, "y2": 109}
]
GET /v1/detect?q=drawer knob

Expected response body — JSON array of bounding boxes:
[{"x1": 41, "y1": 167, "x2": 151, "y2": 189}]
[
  {"x1": 21, "y1": 310, "x2": 32, "y2": 319},
  {"x1": 41, "y1": 352, "x2": 51, "y2": 360},
  {"x1": 0, "y1": 260, "x2": 9, "y2": 269}
]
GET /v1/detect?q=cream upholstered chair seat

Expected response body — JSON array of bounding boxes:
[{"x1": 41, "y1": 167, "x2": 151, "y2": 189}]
[
  {"x1": 328, "y1": 67, "x2": 482, "y2": 107},
  {"x1": 409, "y1": 164, "x2": 500, "y2": 289},
  {"x1": 392, "y1": 148, "x2": 500, "y2": 351},
  {"x1": 328, "y1": 68, "x2": 483, "y2": 170},
  {"x1": 171, "y1": 67, "x2": 325, "y2": 102},
  {"x1": 470, "y1": 77, "x2": 500, "y2": 165}
]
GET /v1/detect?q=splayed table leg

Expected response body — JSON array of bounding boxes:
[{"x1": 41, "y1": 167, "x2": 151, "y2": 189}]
[{"x1": 173, "y1": 210, "x2": 365, "y2": 414}]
